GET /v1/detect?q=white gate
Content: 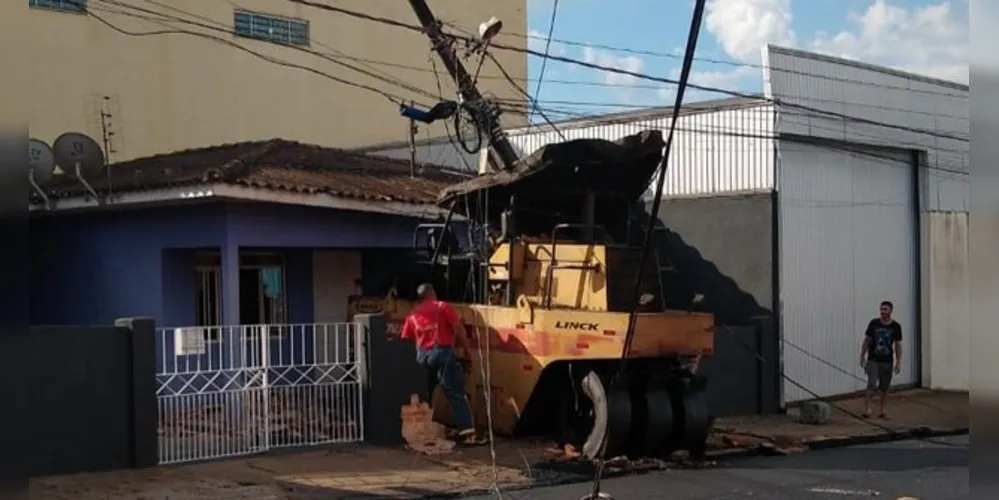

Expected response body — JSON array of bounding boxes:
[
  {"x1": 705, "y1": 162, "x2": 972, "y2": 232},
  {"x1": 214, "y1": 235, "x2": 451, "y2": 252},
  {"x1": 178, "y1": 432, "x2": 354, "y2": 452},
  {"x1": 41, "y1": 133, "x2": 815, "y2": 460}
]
[{"x1": 155, "y1": 323, "x2": 365, "y2": 464}]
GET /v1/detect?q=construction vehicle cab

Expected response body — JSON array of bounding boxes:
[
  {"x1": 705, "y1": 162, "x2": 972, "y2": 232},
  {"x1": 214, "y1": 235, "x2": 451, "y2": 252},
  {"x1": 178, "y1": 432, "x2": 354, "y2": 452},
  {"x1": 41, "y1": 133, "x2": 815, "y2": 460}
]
[{"x1": 348, "y1": 130, "x2": 715, "y2": 459}]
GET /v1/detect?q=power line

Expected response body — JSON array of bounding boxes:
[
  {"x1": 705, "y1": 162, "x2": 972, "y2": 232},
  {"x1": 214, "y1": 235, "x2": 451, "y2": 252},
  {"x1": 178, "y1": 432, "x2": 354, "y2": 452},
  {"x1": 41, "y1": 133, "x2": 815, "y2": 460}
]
[
  {"x1": 83, "y1": 7, "x2": 420, "y2": 107},
  {"x1": 498, "y1": 31, "x2": 969, "y2": 99},
  {"x1": 151, "y1": 0, "x2": 969, "y2": 122},
  {"x1": 84, "y1": 0, "x2": 969, "y2": 177},
  {"x1": 487, "y1": 53, "x2": 567, "y2": 141},
  {"x1": 485, "y1": 44, "x2": 970, "y2": 142},
  {"x1": 145, "y1": 0, "x2": 422, "y2": 97},
  {"x1": 495, "y1": 94, "x2": 969, "y2": 122},
  {"x1": 589, "y1": 0, "x2": 707, "y2": 497},
  {"x1": 284, "y1": 0, "x2": 968, "y2": 144},
  {"x1": 92, "y1": 0, "x2": 440, "y2": 103},
  {"x1": 496, "y1": 105, "x2": 969, "y2": 180},
  {"x1": 497, "y1": 99, "x2": 971, "y2": 162},
  {"x1": 529, "y1": 0, "x2": 560, "y2": 125},
  {"x1": 711, "y1": 323, "x2": 963, "y2": 448},
  {"x1": 779, "y1": 337, "x2": 962, "y2": 418}
]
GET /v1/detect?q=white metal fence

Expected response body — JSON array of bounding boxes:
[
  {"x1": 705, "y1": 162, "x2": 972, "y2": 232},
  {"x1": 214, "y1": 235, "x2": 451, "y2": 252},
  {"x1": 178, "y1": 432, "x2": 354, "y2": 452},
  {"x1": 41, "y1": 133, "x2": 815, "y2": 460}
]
[{"x1": 155, "y1": 323, "x2": 365, "y2": 465}]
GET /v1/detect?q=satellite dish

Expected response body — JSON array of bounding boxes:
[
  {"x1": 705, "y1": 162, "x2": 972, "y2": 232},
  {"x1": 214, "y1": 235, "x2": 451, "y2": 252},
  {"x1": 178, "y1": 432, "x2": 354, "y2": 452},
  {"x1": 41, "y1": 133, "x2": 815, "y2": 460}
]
[
  {"x1": 28, "y1": 139, "x2": 55, "y2": 186},
  {"x1": 52, "y1": 132, "x2": 105, "y2": 203},
  {"x1": 53, "y1": 132, "x2": 105, "y2": 178},
  {"x1": 29, "y1": 138, "x2": 55, "y2": 209}
]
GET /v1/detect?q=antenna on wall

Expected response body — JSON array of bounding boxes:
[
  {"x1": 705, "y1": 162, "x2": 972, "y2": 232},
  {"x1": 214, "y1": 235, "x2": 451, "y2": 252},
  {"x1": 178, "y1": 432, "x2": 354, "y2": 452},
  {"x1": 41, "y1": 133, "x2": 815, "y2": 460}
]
[
  {"x1": 28, "y1": 138, "x2": 56, "y2": 209},
  {"x1": 53, "y1": 132, "x2": 106, "y2": 204}
]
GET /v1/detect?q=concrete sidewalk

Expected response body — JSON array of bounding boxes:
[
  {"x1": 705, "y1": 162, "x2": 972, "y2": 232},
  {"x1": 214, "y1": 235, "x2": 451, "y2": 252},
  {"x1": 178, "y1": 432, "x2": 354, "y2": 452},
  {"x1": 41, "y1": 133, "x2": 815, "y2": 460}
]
[
  {"x1": 30, "y1": 389, "x2": 967, "y2": 499},
  {"x1": 710, "y1": 389, "x2": 968, "y2": 456}
]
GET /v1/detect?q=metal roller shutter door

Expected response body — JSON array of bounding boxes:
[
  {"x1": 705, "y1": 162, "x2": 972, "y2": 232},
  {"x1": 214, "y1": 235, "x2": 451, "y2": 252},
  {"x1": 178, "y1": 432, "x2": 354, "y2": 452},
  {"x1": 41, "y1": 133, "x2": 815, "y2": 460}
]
[{"x1": 778, "y1": 139, "x2": 918, "y2": 403}]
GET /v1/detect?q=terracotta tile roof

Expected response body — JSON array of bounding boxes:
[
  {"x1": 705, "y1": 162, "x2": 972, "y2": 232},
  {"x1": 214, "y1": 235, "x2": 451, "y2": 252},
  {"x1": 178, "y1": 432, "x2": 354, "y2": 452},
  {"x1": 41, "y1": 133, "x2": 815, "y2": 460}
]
[{"x1": 34, "y1": 139, "x2": 471, "y2": 205}]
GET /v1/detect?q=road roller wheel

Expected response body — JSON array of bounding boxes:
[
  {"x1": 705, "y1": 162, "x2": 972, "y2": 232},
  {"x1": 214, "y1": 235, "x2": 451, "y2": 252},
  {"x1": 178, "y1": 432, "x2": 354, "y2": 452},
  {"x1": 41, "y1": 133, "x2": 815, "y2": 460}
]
[
  {"x1": 555, "y1": 371, "x2": 632, "y2": 460},
  {"x1": 670, "y1": 381, "x2": 711, "y2": 458},
  {"x1": 628, "y1": 374, "x2": 675, "y2": 458}
]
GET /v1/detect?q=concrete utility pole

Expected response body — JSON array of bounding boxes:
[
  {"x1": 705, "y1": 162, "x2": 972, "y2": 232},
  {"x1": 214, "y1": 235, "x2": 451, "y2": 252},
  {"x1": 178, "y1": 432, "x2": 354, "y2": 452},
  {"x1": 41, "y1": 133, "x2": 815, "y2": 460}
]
[
  {"x1": 408, "y1": 100, "x2": 418, "y2": 177},
  {"x1": 406, "y1": 0, "x2": 519, "y2": 172}
]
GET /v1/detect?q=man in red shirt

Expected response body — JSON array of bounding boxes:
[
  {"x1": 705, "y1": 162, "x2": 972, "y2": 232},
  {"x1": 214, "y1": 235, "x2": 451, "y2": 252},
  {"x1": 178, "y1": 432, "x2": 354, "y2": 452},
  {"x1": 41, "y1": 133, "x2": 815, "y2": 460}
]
[{"x1": 400, "y1": 283, "x2": 479, "y2": 443}]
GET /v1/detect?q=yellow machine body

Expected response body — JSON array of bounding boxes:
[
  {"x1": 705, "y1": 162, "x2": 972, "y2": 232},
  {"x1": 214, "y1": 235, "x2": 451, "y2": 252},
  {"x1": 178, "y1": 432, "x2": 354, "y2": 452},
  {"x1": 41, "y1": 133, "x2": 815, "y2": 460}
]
[{"x1": 348, "y1": 240, "x2": 714, "y2": 436}]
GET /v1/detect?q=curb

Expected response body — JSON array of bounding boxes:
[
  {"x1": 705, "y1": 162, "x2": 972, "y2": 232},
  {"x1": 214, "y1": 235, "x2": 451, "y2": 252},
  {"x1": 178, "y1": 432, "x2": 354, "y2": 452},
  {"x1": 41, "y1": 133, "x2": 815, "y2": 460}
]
[
  {"x1": 803, "y1": 426, "x2": 968, "y2": 451},
  {"x1": 420, "y1": 427, "x2": 969, "y2": 499}
]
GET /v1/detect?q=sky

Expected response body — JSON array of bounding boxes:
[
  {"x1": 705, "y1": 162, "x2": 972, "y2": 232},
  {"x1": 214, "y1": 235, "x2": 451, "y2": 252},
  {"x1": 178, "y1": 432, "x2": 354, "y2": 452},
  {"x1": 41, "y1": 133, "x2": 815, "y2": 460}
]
[{"x1": 512, "y1": 0, "x2": 969, "y2": 119}]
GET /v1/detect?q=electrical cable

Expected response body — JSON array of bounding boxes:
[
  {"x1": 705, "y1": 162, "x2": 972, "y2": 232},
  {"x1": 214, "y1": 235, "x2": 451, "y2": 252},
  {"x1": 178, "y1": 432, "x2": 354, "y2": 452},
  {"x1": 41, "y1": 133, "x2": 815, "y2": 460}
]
[
  {"x1": 497, "y1": 104, "x2": 969, "y2": 178},
  {"x1": 107, "y1": 0, "x2": 966, "y2": 183},
  {"x1": 494, "y1": 94, "x2": 970, "y2": 122},
  {"x1": 586, "y1": 1, "x2": 707, "y2": 498},
  {"x1": 83, "y1": 9, "x2": 414, "y2": 106},
  {"x1": 529, "y1": 0, "x2": 560, "y2": 125},
  {"x1": 92, "y1": 0, "x2": 441, "y2": 103},
  {"x1": 285, "y1": 0, "x2": 968, "y2": 143},
  {"x1": 711, "y1": 323, "x2": 965, "y2": 448},
  {"x1": 428, "y1": 55, "x2": 479, "y2": 173},
  {"x1": 486, "y1": 53, "x2": 567, "y2": 142},
  {"x1": 779, "y1": 338, "x2": 962, "y2": 418},
  {"x1": 495, "y1": 98, "x2": 971, "y2": 164},
  {"x1": 144, "y1": 0, "x2": 428, "y2": 99},
  {"x1": 493, "y1": 31, "x2": 969, "y2": 99}
]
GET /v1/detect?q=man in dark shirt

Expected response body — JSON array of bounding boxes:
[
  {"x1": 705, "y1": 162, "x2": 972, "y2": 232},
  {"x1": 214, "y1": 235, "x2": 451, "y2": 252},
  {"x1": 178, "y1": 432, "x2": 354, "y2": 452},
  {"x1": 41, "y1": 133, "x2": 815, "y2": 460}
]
[{"x1": 859, "y1": 300, "x2": 903, "y2": 418}]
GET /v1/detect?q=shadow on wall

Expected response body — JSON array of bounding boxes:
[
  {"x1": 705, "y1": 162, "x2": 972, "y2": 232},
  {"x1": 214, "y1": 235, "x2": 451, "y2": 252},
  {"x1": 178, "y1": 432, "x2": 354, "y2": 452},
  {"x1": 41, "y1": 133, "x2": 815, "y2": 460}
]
[
  {"x1": 653, "y1": 223, "x2": 770, "y2": 325},
  {"x1": 633, "y1": 195, "x2": 779, "y2": 415}
]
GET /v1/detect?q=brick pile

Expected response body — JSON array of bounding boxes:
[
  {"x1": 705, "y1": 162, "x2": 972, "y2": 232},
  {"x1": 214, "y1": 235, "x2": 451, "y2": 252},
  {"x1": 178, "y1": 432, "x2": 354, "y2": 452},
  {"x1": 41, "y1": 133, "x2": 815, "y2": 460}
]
[{"x1": 401, "y1": 393, "x2": 455, "y2": 455}]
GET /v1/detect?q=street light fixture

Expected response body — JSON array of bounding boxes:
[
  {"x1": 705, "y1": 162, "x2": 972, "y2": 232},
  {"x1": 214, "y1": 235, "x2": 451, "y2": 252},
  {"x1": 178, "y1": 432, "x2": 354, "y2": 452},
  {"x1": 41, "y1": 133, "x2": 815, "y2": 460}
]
[{"x1": 478, "y1": 16, "x2": 503, "y2": 42}]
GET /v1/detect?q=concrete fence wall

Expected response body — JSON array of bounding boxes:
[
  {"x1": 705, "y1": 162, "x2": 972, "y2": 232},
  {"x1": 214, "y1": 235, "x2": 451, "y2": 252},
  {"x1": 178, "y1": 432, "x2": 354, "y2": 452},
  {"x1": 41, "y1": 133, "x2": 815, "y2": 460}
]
[{"x1": 8, "y1": 318, "x2": 158, "y2": 477}]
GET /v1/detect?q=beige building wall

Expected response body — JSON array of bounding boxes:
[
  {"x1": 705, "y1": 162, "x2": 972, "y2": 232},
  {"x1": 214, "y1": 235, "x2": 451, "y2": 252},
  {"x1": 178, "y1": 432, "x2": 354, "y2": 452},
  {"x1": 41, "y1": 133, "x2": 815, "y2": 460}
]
[{"x1": 18, "y1": 0, "x2": 527, "y2": 162}]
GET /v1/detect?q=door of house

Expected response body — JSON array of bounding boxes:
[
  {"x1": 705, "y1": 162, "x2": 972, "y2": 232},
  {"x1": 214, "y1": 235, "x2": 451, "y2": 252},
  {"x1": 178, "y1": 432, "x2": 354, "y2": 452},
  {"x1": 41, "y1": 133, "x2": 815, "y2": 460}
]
[{"x1": 239, "y1": 253, "x2": 287, "y2": 342}]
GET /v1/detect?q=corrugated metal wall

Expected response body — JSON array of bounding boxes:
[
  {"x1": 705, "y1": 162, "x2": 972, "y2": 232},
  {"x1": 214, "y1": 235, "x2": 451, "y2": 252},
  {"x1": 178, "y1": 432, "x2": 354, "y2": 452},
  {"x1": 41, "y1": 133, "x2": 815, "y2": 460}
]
[
  {"x1": 778, "y1": 139, "x2": 918, "y2": 402},
  {"x1": 507, "y1": 104, "x2": 776, "y2": 197},
  {"x1": 365, "y1": 104, "x2": 777, "y2": 198},
  {"x1": 763, "y1": 45, "x2": 969, "y2": 212}
]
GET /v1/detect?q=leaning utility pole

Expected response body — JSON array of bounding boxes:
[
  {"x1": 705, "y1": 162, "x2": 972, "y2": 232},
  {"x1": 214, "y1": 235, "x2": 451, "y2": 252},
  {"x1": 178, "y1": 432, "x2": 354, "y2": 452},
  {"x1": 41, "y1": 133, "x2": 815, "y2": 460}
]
[
  {"x1": 408, "y1": 101, "x2": 418, "y2": 177},
  {"x1": 407, "y1": 0, "x2": 520, "y2": 171}
]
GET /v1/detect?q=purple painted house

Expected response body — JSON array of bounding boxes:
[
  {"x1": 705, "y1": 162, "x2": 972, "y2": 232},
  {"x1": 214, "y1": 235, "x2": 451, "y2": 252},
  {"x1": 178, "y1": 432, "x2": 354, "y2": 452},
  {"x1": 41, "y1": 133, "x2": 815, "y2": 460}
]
[
  {"x1": 29, "y1": 139, "x2": 472, "y2": 460},
  {"x1": 28, "y1": 139, "x2": 465, "y2": 330}
]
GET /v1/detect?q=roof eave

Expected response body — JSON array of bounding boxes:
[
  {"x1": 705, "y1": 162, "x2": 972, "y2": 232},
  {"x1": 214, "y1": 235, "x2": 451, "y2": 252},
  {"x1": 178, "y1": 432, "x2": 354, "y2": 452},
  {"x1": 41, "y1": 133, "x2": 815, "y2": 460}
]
[{"x1": 28, "y1": 183, "x2": 450, "y2": 219}]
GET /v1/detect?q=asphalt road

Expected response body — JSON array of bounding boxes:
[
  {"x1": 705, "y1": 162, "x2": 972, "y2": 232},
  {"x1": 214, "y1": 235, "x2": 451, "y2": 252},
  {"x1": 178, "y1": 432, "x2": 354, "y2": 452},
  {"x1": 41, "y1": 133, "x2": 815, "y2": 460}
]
[{"x1": 467, "y1": 435, "x2": 969, "y2": 500}]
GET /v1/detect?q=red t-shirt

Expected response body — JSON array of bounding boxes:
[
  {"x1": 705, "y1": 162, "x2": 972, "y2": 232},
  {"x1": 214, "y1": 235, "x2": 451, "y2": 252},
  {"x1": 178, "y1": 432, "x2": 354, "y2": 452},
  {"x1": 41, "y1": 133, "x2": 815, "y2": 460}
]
[{"x1": 400, "y1": 300, "x2": 460, "y2": 350}]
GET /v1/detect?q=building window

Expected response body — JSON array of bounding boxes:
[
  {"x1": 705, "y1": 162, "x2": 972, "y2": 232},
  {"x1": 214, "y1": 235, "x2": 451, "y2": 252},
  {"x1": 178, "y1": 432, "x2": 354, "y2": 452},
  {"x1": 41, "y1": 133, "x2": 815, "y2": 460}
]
[
  {"x1": 29, "y1": 0, "x2": 86, "y2": 13},
  {"x1": 233, "y1": 10, "x2": 310, "y2": 47}
]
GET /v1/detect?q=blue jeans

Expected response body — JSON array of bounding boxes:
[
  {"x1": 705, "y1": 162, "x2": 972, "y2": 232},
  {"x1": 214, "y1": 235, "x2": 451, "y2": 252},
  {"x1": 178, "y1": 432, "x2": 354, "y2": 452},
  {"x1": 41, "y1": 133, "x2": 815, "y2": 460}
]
[{"x1": 416, "y1": 346, "x2": 473, "y2": 431}]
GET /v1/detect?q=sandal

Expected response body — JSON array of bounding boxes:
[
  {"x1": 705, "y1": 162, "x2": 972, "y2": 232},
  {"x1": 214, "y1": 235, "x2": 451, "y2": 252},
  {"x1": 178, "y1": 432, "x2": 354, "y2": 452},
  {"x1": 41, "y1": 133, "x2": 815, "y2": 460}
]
[{"x1": 456, "y1": 430, "x2": 488, "y2": 446}]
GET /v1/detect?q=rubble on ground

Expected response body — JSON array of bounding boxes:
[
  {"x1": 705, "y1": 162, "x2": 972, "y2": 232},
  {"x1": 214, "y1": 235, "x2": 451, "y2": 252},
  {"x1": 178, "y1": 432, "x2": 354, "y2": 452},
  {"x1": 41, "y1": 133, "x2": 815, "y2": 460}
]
[{"x1": 400, "y1": 394, "x2": 456, "y2": 455}]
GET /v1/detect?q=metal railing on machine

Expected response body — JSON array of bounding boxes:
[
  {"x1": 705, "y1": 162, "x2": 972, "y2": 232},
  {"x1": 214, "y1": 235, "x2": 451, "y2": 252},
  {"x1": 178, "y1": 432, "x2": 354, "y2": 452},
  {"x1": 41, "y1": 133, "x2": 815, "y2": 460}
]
[{"x1": 154, "y1": 322, "x2": 365, "y2": 465}]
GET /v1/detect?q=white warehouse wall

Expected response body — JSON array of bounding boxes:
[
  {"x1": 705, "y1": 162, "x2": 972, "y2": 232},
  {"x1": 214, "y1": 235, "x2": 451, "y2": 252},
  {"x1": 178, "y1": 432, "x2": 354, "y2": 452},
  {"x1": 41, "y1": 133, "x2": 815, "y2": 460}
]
[
  {"x1": 763, "y1": 45, "x2": 969, "y2": 212},
  {"x1": 764, "y1": 45, "x2": 970, "y2": 399},
  {"x1": 920, "y1": 211, "x2": 970, "y2": 391}
]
